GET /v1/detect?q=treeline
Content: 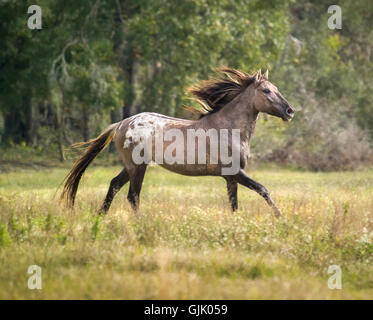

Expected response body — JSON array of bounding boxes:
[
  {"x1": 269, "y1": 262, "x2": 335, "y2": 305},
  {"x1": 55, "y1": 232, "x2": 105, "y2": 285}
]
[{"x1": 0, "y1": 0, "x2": 372, "y2": 170}]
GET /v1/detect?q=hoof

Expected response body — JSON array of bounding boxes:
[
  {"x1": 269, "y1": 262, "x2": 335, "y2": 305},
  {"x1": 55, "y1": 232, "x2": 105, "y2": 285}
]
[{"x1": 273, "y1": 207, "x2": 282, "y2": 218}]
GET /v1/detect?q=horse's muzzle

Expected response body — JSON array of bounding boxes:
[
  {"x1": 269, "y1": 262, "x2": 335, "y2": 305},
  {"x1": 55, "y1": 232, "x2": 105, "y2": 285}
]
[{"x1": 282, "y1": 106, "x2": 295, "y2": 121}]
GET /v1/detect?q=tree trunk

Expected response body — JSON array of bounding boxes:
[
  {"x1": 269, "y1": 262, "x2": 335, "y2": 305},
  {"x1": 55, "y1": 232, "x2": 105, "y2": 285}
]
[
  {"x1": 112, "y1": 1, "x2": 141, "y2": 119},
  {"x1": 122, "y1": 58, "x2": 134, "y2": 119},
  {"x1": 32, "y1": 101, "x2": 40, "y2": 147},
  {"x1": 3, "y1": 106, "x2": 23, "y2": 144},
  {"x1": 122, "y1": 56, "x2": 141, "y2": 118},
  {"x1": 54, "y1": 99, "x2": 65, "y2": 162},
  {"x1": 130, "y1": 57, "x2": 141, "y2": 115},
  {"x1": 24, "y1": 92, "x2": 40, "y2": 146},
  {"x1": 109, "y1": 108, "x2": 121, "y2": 152},
  {"x1": 24, "y1": 94, "x2": 33, "y2": 145}
]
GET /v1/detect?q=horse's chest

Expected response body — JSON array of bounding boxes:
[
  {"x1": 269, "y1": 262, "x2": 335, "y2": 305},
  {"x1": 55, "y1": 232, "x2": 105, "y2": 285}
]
[{"x1": 240, "y1": 140, "x2": 251, "y2": 167}]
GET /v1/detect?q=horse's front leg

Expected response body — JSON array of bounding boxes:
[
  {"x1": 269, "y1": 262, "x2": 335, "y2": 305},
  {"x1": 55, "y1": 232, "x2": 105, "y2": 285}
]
[
  {"x1": 235, "y1": 169, "x2": 282, "y2": 218},
  {"x1": 225, "y1": 177, "x2": 238, "y2": 212}
]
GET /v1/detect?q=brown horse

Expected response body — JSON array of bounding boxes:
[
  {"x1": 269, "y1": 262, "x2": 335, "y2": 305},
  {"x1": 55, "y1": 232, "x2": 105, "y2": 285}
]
[{"x1": 61, "y1": 68, "x2": 295, "y2": 217}]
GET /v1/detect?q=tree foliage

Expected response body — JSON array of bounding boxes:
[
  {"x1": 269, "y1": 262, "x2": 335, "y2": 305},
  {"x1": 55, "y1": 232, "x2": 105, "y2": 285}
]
[{"x1": 0, "y1": 0, "x2": 372, "y2": 169}]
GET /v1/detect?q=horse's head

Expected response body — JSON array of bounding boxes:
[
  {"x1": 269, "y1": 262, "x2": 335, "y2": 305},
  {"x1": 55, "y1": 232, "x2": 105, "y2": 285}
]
[
  {"x1": 250, "y1": 70, "x2": 295, "y2": 121},
  {"x1": 189, "y1": 68, "x2": 295, "y2": 122}
]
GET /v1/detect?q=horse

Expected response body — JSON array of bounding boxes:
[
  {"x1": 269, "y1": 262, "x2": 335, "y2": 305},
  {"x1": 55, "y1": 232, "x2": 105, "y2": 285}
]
[{"x1": 61, "y1": 68, "x2": 295, "y2": 217}]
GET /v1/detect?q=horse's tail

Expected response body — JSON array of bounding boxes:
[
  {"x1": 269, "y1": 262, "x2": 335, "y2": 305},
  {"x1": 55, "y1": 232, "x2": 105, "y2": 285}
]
[{"x1": 61, "y1": 122, "x2": 121, "y2": 208}]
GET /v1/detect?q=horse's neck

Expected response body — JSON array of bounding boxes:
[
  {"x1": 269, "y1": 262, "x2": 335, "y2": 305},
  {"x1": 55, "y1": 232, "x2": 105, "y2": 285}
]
[
  {"x1": 199, "y1": 95, "x2": 258, "y2": 146},
  {"x1": 238, "y1": 105, "x2": 258, "y2": 144}
]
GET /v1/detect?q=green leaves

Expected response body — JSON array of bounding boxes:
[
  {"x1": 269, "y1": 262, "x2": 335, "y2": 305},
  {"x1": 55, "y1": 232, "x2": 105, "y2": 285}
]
[{"x1": 1, "y1": 0, "x2": 371, "y2": 161}]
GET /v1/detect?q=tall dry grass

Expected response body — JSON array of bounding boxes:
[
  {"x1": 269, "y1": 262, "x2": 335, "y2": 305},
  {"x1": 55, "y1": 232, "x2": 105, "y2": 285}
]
[{"x1": 0, "y1": 166, "x2": 372, "y2": 299}]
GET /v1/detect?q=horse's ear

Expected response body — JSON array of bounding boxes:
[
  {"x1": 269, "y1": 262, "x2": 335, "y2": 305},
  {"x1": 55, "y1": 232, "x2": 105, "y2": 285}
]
[
  {"x1": 254, "y1": 70, "x2": 261, "y2": 87},
  {"x1": 263, "y1": 69, "x2": 269, "y2": 80}
]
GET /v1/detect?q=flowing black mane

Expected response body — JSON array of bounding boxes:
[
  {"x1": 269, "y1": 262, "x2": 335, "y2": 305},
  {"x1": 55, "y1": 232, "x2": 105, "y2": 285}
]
[{"x1": 189, "y1": 68, "x2": 259, "y2": 118}]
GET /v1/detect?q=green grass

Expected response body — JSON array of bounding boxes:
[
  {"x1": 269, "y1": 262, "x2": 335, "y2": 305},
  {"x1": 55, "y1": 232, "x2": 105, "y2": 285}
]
[{"x1": 0, "y1": 165, "x2": 372, "y2": 299}]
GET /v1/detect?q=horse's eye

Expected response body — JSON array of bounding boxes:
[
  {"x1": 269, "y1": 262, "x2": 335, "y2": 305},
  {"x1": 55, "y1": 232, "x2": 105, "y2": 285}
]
[{"x1": 263, "y1": 89, "x2": 270, "y2": 94}]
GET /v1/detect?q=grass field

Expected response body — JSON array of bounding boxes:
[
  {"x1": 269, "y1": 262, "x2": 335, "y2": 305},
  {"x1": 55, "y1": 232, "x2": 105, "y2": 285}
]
[{"x1": 0, "y1": 164, "x2": 372, "y2": 299}]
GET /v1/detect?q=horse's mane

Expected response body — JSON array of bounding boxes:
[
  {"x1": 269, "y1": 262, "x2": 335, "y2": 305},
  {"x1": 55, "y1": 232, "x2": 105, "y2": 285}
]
[{"x1": 188, "y1": 68, "x2": 262, "y2": 118}]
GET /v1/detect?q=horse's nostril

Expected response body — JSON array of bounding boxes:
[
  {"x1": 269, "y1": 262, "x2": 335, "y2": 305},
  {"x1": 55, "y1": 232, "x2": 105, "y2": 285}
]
[{"x1": 286, "y1": 108, "x2": 294, "y2": 115}]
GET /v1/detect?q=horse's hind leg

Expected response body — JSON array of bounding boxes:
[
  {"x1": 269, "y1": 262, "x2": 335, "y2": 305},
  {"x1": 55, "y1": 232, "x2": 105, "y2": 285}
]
[
  {"x1": 235, "y1": 169, "x2": 282, "y2": 218},
  {"x1": 225, "y1": 177, "x2": 238, "y2": 212},
  {"x1": 127, "y1": 164, "x2": 147, "y2": 212},
  {"x1": 99, "y1": 168, "x2": 129, "y2": 214}
]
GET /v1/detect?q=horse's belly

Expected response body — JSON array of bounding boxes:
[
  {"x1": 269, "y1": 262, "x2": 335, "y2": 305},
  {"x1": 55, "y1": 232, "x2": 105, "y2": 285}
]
[{"x1": 159, "y1": 163, "x2": 221, "y2": 176}]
